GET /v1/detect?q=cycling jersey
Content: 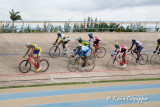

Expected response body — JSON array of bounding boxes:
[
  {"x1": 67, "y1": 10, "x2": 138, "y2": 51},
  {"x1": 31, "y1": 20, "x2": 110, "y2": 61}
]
[
  {"x1": 135, "y1": 41, "x2": 142, "y2": 47},
  {"x1": 115, "y1": 45, "x2": 128, "y2": 57},
  {"x1": 74, "y1": 46, "x2": 90, "y2": 59},
  {"x1": 81, "y1": 40, "x2": 90, "y2": 47},
  {"x1": 90, "y1": 36, "x2": 102, "y2": 46},
  {"x1": 157, "y1": 44, "x2": 160, "y2": 46},
  {"x1": 57, "y1": 34, "x2": 70, "y2": 42},
  {"x1": 134, "y1": 41, "x2": 143, "y2": 52},
  {"x1": 29, "y1": 44, "x2": 42, "y2": 57}
]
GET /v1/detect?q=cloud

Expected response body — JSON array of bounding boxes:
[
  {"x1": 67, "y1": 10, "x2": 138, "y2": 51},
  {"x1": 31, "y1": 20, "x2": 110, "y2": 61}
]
[{"x1": 0, "y1": 0, "x2": 160, "y2": 21}]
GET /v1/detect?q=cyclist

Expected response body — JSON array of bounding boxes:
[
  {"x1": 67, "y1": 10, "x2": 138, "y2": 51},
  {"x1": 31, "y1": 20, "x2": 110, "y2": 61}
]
[
  {"x1": 77, "y1": 37, "x2": 90, "y2": 47},
  {"x1": 128, "y1": 38, "x2": 143, "y2": 63},
  {"x1": 88, "y1": 33, "x2": 101, "y2": 53},
  {"x1": 72, "y1": 44, "x2": 91, "y2": 70},
  {"x1": 114, "y1": 42, "x2": 128, "y2": 68},
  {"x1": 53, "y1": 31, "x2": 70, "y2": 53},
  {"x1": 153, "y1": 39, "x2": 160, "y2": 54},
  {"x1": 23, "y1": 42, "x2": 42, "y2": 72}
]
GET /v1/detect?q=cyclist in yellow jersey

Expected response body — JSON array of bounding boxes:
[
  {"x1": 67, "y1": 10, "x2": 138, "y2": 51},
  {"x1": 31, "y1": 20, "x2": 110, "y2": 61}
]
[
  {"x1": 23, "y1": 42, "x2": 42, "y2": 72},
  {"x1": 77, "y1": 37, "x2": 90, "y2": 47},
  {"x1": 53, "y1": 31, "x2": 70, "y2": 52},
  {"x1": 153, "y1": 39, "x2": 160, "y2": 54}
]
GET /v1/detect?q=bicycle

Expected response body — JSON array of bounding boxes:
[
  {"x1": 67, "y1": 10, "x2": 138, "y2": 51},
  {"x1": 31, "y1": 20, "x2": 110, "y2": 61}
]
[
  {"x1": 127, "y1": 50, "x2": 148, "y2": 65},
  {"x1": 49, "y1": 44, "x2": 74, "y2": 58},
  {"x1": 107, "y1": 53, "x2": 126, "y2": 70},
  {"x1": 150, "y1": 53, "x2": 160, "y2": 65},
  {"x1": 68, "y1": 56, "x2": 95, "y2": 72},
  {"x1": 19, "y1": 55, "x2": 49, "y2": 73}
]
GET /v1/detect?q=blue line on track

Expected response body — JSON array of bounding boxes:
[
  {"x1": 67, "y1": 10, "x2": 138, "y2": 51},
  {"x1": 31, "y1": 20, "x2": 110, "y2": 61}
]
[
  {"x1": 0, "y1": 51, "x2": 154, "y2": 56},
  {"x1": 25, "y1": 94, "x2": 160, "y2": 107},
  {"x1": 0, "y1": 84, "x2": 160, "y2": 101}
]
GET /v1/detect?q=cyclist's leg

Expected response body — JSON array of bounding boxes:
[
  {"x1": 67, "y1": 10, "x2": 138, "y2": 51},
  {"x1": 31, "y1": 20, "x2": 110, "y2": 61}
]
[
  {"x1": 84, "y1": 51, "x2": 89, "y2": 67},
  {"x1": 122, "y1": 50, "x2": 127, "y2": 64},
  {"x1": 137, "y1": 46, "x2": 143, "y2": 61},
  {"x1": 94, "y1": 40, "x2": 99, "y2": 53},
  {"x1": 30, "y1": 50, "x2": 34, "y2": 57},
  {"x1": 33, "y1": 50, "x2": 40, "y2": 67},
  {"x1": 36, "y1": 50, "x2": 41, "y2": 71},
  {"x1": 63, "y1": 41, "x2": 68, "y2": 51}
]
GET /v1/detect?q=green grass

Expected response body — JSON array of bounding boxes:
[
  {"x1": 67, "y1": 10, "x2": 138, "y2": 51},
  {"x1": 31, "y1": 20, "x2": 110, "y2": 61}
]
[{"x1": 0, "y1": 78, "x2": 160, "y2": 89}]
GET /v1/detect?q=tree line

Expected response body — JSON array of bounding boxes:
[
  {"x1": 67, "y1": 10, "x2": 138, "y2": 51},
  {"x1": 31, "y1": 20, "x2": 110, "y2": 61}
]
[{"x1": 1, "y1": 9, "x2": 148, "y2": 33}]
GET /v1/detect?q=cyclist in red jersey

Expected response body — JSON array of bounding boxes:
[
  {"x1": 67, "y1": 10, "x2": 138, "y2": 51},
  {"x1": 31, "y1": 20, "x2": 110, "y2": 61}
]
[
  {"x1": 88, "y1": 33, "x2": 102, "y2": 53},
  {"x1": 114, "y1": 42, "x2": 128, "y2": 68}
]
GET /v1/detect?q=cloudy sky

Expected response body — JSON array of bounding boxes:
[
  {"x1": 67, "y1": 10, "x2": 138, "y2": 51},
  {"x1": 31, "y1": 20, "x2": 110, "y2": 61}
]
[{"x1": 1, "y1": 0, "x2": 160, "y2": 21}]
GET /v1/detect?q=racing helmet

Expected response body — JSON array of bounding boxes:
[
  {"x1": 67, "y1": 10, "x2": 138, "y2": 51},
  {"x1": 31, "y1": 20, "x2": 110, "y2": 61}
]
[
  {"x1": 77, "y1": 37, "x2": 82, "y2": 41},
  {"x1": 57, "y1": 31, "x2": 61, "y2": 35},
  {"x1": 88, "y1": 33, "x2": 93, "y2": 37},
  {"x1": 132, "y1": 38, "x2": 136, "y2": 42},
  {"x1": 114, "y1": 42, "x2": 119, "y2": 48},
  {"x1": 26, "y1": 42, "x2": 31, "y2": 48}
]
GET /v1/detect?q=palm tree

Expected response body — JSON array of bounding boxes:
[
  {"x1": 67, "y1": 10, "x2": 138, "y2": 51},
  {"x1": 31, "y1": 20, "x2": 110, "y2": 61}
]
[{"x1": 9, "y1": 9, "x2": 22, "y2": 32}]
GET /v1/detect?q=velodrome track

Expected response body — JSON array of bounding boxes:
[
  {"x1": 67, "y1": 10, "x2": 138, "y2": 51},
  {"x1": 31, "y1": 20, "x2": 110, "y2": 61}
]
[
  {"x1": 0, "y1": 80, "x2": 160, "y2": 107},
  {"x1": 0, "y1": 32, "x2": 160, "y2": 87}
]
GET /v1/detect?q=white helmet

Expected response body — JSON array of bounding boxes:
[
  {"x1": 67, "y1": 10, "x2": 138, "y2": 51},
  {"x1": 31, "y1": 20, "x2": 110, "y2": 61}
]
[
  {"x1": 77, "y1": 44, "x2": 82, "y2": 48},
  {"x1": 132, "y1": 38, "x2": 136, "y2": 41},
  {"x1": 77, "y1": 37, "x2": 82, "y2": 41},
  {"x1": 57, "y1": 31, "x2": 61, "y2": 34},
  {"x1": 26, "y1": 42, "x2": 30, "y2": 47}
]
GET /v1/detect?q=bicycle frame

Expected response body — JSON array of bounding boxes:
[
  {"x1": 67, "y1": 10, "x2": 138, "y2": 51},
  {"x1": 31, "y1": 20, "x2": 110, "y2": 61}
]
[
  {"x1": 26, "y1": 56, "x2": 38, "y2": 68},
  {"x1": 129, "y1": 50, "x2": 143, "y2": 60}
]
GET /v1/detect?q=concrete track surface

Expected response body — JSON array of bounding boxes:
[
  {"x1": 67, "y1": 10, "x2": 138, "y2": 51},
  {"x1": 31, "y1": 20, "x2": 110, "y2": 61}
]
[
  {"x1": 0, "y1": 32, "x2": 160, "y2": 87},
  {"x1": 0, "y1": 80, "x2": 160, "y2": 107}
]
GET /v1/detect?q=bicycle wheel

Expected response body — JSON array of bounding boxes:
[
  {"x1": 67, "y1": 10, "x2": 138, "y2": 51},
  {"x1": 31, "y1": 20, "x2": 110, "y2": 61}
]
[
  {"x1": 126, "y1": 54, "x2": 134, "y2": 66},
  {"x1": 65, "y1": 46, "x2": 75, "y2": 58},
  {"x1": 19, "y1": 60, "x2": 31, "y2": 73},
  {"x1": 96, "y1": 47, "x2": 106, "y2": 58},
  {"x1": 107, "y1": 58, "x2": 121, "y2": 70},
  {"x1": 85, "y1": 59, "x2": 95, "y2": 71},
  {"x1": 49, "y1": 46, "x2": 60, "y2": 58},
  {"x1": 40, "y1": 59, "x2": 49, "y2": 72},
  {"x1": 139, "y1": 54, "x2": 148, "y2": 65},
  {"x1": 150, "y1": 54, "x2": 160, "y2": 65},
  {"x1": 68, "y1": 57, "x2": 79, "y2": 72}
]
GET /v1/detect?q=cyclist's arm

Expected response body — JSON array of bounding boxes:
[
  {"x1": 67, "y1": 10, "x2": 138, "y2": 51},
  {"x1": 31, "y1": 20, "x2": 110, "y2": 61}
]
[
  {"x1": 155, "y1": 46, "x2": 159, "y2": 51},
  {"x1": 74, "y1": 49, "x2": 80, "y2": 56},
  {"x1": 129, "y1": 42, "x2": 134, "y2": 50},
  {"x1": 78, "y1": 50, "x2": 84, "y2": 59},
  {"x1": 54, "y1": 37, "x2": 59, "y2": 45},
  {"x1": 24, "y1": 48, "x2": 30, "y2": 56},
  {"x1": 115, "y1": 48, "x2": 121, "y2": 58}
]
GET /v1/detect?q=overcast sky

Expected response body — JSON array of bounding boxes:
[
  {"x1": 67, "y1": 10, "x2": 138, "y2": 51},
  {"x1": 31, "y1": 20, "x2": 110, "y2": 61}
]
[{"x1": 1, "y1": 0, "x2": 160, "y2": 21}]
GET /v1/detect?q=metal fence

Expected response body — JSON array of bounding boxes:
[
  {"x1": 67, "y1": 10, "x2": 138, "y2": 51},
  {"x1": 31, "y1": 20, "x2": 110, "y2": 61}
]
[{"x1": 0, "y1": 21, "x2": 160, "y2": 33}]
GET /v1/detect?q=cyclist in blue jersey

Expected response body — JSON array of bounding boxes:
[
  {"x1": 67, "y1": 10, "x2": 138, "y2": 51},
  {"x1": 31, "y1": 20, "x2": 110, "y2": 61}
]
[
  {"x1": 128, "y1": 38, "x2": 143, "y2": 63},
  {"x1": 72, "y1": 44, "x2": 90, "y2": 70}
]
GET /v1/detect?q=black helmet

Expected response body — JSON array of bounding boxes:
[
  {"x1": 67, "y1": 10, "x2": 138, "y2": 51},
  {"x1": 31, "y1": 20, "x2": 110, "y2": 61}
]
[{"x1": 157, "y1": 39, "x2": 160, "y2": 43}]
